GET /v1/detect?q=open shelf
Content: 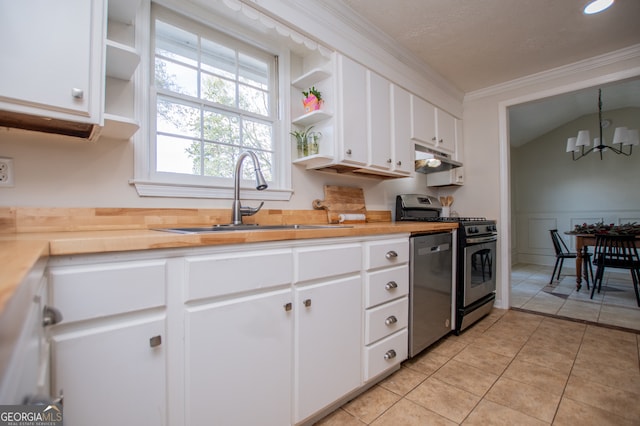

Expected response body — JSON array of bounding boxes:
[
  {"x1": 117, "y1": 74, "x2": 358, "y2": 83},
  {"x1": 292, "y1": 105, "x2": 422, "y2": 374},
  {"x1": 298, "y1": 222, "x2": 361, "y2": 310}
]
[
  {"x1": 292, "y1": 68, "x2": 331, "y2": 89},
  {"x1": 292, "y1": 110, "x2": 332, "y2": 127}
]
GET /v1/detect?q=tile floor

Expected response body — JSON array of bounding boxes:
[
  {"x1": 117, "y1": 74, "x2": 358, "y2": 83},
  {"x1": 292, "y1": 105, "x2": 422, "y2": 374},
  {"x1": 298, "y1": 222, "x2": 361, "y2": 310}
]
[
  {"x1": 317, "y1": 309, "x2": 640, "y2": 425},
  {"x1": 511, "y1": 263, "x2": 640, "y2": 332}
]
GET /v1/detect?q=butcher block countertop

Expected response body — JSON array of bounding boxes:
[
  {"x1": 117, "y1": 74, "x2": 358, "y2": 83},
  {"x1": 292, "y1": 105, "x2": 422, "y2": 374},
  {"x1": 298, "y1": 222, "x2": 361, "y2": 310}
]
[{"x1": 0, "y1": 206, "x2": 457, "y2": 315}]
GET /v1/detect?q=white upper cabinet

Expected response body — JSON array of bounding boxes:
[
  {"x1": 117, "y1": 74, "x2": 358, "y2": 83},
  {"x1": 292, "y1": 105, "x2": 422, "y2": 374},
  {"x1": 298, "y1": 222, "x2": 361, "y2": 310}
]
[
  {"x1": 368, "y1": 70, "x2": 392, "y2": 171},
  {"x1": 390, "y1": 84, "x2": 414, "y2": 175},
  {"x1": 337, "y1": 54, "x2": 369, "y2": 166},
  {"x1": 410, "y1": 95, "x2": 458, "y2": 155},
  {"x1": 0, "y1": 0, "x2": 104, "y2": 124}
]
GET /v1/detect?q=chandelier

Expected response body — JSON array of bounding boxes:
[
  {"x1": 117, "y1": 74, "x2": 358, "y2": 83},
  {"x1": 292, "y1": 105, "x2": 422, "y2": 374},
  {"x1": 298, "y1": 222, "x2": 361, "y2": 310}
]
[{"x1": 566, "y1": 88, "x2": 639, "y2": 160}]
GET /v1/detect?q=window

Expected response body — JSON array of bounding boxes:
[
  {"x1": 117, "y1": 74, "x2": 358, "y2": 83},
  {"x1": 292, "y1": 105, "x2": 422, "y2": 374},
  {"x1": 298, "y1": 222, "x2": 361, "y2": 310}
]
[{"x1": 141, "y1": 6, "x2": 287, "y2": 198}]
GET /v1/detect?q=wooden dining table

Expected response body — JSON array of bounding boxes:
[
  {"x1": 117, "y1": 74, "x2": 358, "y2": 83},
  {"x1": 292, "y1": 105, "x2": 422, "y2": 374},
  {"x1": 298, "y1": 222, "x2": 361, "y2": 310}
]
[{"x1": 567, "y1": 232, "x2": 640, "y2": 290}]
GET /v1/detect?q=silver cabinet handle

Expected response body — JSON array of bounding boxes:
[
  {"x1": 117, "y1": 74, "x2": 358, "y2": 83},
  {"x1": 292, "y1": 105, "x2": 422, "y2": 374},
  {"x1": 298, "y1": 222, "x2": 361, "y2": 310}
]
[
  {"x1": 284, "y1": 302, "x2": 292, "y2": 312},
  {"x1": 396, "y1": 161, "x2": 402, "y2": 166},
  {"x1": 385, "y1": 281, "x2": 398, "y2": 290},
  {"x1": 384, "y1": 349, "x2": 397, "y2": 360},
  {"x1": 439, "y1": 138, "x2": 444, "y2": 143},
  {"x1": 149, "y1": 335, "x2": 162, "y2": 348},
  {"x1": 385, "y1": 251, "x2": 398, "y2": 259},
  {"x1": 71, "y1": 88, "x2": 84, "y2": 99},
  {"x1": 432, "y1": 136, "x2": 437, "y2": 141},
  {"x1": 385, "y1": 315, "x2": 398, "y2": 326},
  {"x1": 42, "y1": 306, "x2": 63, "y2": 327},
  {"x1": 387, "y1": 158, "x2": 392, "y2": 163},
  {"x1": 303, "y1": 299, "x2": 312, "y2": 307},
  {"x1": 346, "y1": 149, "x2": 352, "y2": 155}
]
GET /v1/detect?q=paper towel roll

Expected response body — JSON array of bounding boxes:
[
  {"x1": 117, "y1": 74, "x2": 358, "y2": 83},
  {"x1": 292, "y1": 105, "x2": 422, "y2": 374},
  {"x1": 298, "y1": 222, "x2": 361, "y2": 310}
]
[{"x1": 338, "y1": 213, "x2": 366, "y2": 223}]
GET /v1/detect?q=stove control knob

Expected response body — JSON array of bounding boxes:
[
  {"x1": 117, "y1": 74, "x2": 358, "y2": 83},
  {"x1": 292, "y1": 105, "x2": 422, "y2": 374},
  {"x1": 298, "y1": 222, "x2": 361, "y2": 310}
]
[{"x1": 468, "y1": 227, "x2": 478, "y2": 234}]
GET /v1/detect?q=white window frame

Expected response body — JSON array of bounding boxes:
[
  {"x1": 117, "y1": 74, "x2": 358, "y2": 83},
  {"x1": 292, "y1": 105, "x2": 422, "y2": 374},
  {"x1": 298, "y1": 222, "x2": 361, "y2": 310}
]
[{"x1": 131, "y1": 2, "x2": 292, "y2": 201}]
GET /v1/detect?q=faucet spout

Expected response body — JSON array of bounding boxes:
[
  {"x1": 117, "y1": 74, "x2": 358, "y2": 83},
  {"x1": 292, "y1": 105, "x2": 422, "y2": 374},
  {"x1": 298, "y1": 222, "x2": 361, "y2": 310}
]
[{"x1": 232, "y1": 151, "x2": 268, "y2": 225}]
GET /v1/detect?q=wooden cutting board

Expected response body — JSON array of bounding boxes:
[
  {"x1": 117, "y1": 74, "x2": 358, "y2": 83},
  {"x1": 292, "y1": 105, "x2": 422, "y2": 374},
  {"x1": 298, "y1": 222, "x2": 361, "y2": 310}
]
[{"x1": 312, "y1": 185, "x2": 367, "y2": 223}]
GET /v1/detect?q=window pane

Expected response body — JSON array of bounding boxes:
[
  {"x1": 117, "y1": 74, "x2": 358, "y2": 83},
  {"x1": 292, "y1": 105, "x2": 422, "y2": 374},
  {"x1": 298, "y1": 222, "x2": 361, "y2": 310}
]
[
  {"x1": 239, "y1": 84, "x2": 269, "y2": 116},
  {"x1": 202, "y1": 142, "x2": 238, "y2": 178},
  {"x1": 157, "y1": 135, "x2": 201, "y2": 175},
  {"x1": 203, "y1": 110, "x2": 239, "y2": 145},
  {"x1": 201, "y1": 73, "x2": 236, "y2": 107},
  {"x1": 239, "y1": 53, "x2": 268, "y2": 89},
  {"x1": 155, "y1": 21, "x2": 198, "y2": 68},
  {"x1": 201, "y1": 38, "x2": 236, "y2": 79},
  {"x1": 157, "y1": 98, "x2": 201, "y2": 137},
  {"x1": 242, "y1": 119, "x2": 272, "y2": 151},
  {"x1": 155, "y1": 58, "x2": 198, "y2": 97}
]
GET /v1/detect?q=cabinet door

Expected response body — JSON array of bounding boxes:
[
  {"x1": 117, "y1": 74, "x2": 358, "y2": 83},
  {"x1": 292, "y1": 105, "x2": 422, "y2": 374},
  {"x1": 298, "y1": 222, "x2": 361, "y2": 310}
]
[
  {"x1": 185, "y1": 289, "x2": 292, "y2": 426},
  {"x1": 368, "y1": 71, "x2": 392, "y2": 170},
  {"x1": 436, "y1": 109, "x2": 457, "y2": 154},
  {"x1": 295, "y1": 276, "x2": 362, "y2": 423},
  {"x1": 390, "y1": 85, "x2": 413, "y2": 175},
  {"x1": 410, "y1": 95, "x2": 436, "y2": 146},
  {"x1": 338, "y1": 55, "x2": 368, "y2": 165},
  {"x1": 50, "y1": 317, "x2": 166, "y2": 426},
  {"x1": 0, "y1": 0, "x2": 103, "y2": 120}
]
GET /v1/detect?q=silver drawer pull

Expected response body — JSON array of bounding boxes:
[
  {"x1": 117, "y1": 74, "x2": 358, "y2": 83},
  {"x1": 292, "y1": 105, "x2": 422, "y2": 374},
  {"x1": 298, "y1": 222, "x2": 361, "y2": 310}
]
[
  {"x1": 385, "y1": 251, "x2": 398, "y2": 259},
  {"x1": 149, "y1": 335, "x2": 162, "y2": 348},
  {"x1": 42, "y1": 306, "x2": 63, "y2": 327},
  {"x1": 284, "y1": 302, "x2": 292, "y2": 312},
  {"x1": 385, "y1": 281, "x2": 398, "y2": 291},
  {"x1": 303, "y1": 299, "x2": 312, "y2": 308},
  {"x1": 384, "y1": 349, "x2": 397, "y2": 360},
  {"x1": 385, "y1": 315, "x2": 398, "y2": 326}
]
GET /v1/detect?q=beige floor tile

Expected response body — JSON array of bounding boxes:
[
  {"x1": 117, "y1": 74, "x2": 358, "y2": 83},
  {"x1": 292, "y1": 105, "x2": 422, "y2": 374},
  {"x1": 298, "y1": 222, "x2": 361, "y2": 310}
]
[
  {"x1": 314, "y1": 409, "x2": 366, "y2": 426},
  {"x1": 378, "y1": 366, "x2": 427, "y2": 396},
  {"x1": 563, "y1": 375, "x2": 640, "y2": 421},
  {"x1": 406, "y1": 377, "x2": 481, "y2": 423},
  {"x1": 452, "y1": 344, "x2": 513, "y2": 376},
  {"x1": 432, "y1": 359, "x2": 499, "y2": 396},
  {"x1": 342, "y1": 385, "x2": 401, "y2": 424},
  {"x1": 485, "y1": 377, "x2": 561, "y2": 423},
  {"x1": 501, "y1": 359, "x2": 569, "y2": 397},
  {"x1": 370, "y1": 399, "x2": 456, "y2": 426},
  {"x1": 468, "y1": 333, "x2": 526, "y2": 358},
  {"x1": 583, "y1": 323, "x2": 638, "y2": 343},
  {"x1": 515, "y1": 343, "x2": 575, "y2": 374},
  {"x1": 462, "y1": 399, "x2": 548, "y2": 426},
  {"x1": 525, "y1": 333, "x2": 581, "y2": 359},
  {"x1": 428, "y1": 337, "x2": 469, "y2": 358},
  {"x1": 403, "y1": 350, "x2": 450, "y2": 376},
  {"x1": 521, "y1": 292, "x2": 564, "y2": 315},
  {"x1": 553, "y1": 397, "x2": 637, "y2": 426},
  {"x1": 570, "y1": 358, "x2": 640, "y2": 396}
]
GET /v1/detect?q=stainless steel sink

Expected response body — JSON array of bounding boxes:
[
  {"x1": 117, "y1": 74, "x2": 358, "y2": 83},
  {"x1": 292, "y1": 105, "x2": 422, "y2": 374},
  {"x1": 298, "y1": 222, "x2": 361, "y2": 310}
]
[{"x1": 154, "y1": 224, "x2": 352, "y2": 234}]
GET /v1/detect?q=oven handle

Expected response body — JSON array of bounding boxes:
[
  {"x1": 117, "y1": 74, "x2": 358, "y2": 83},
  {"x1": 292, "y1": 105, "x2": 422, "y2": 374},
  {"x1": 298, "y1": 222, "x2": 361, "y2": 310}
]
[{"x1": 466, "y1": 235, "x2": 498, "y2": 244}]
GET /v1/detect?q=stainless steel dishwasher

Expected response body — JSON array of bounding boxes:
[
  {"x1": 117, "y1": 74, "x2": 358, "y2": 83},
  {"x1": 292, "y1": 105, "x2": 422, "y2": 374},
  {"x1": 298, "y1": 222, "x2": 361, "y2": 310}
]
[{"x1": 409, "y1": 232, "x2": 453, "y2": 357}]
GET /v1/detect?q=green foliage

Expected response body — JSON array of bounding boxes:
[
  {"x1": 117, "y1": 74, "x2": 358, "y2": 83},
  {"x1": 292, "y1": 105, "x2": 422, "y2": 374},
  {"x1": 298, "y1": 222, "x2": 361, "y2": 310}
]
[{"x1": 302, "y1": 86, "x2": 322, "y2": 101}]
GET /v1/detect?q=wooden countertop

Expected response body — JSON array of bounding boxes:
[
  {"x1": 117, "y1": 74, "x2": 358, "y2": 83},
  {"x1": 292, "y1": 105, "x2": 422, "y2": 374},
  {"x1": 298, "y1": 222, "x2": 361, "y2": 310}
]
[{"x1": 0, "y1": 221, "x2": 456, "y2": 315}]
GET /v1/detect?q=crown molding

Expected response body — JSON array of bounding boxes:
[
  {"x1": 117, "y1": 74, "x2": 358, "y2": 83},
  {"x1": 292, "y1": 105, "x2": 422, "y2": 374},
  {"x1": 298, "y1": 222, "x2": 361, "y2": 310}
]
[{"x1": 465, "y1": 44, "x2": 640, "y2": 102}]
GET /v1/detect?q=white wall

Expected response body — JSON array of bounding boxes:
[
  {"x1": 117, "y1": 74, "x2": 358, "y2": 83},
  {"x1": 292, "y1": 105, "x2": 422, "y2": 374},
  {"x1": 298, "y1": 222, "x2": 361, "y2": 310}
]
[{"x1": 461, "y1": 45, "x2": 640, "y2": 309}]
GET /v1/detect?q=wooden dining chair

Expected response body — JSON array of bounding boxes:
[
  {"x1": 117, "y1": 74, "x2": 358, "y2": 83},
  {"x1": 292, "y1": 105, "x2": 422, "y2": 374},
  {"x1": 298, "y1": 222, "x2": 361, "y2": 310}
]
[
  {"x1": 590, "y1": 234, "x2": 640, "y2": 307},
  {"x1": 549, "y1": 229, "x2": 592, "y2": 287}
]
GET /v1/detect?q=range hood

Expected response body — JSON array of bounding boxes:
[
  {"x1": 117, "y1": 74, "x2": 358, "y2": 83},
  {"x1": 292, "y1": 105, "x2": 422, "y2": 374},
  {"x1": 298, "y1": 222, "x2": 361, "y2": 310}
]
[{"x1": 414, "y1": 146, "x2": 462, "y2": 174}]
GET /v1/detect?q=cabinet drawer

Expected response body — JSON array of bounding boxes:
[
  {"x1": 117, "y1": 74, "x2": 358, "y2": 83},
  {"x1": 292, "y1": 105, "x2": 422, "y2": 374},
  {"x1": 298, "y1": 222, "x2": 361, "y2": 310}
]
[
  {"x1": 365, "y1": 238, "x2": 409, "y2": 270},
  {"x1": 364, "y1": 297, "x2": 408, "y2": 345},
  {"x1": 365, "y1": 265, "x2": 408, "y2": 308},
  {"x1": 186, "y1": 249, "x2": 293, "y2": 301},
  {"x1": 49, "y1": 260, "x2": 166, "y2": 324},
  {"x1": 296, "y1": 243, "x2": 362, "y2": 283},
  {"x1": 364, "y1": 329, "x2": 408, "y2": 381}
]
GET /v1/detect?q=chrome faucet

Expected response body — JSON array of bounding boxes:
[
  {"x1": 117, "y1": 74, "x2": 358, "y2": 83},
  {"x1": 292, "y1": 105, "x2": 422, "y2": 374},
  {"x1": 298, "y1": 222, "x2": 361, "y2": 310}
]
[{"x1": 231, "y1": 150, "x2": 268, "y2": 225}]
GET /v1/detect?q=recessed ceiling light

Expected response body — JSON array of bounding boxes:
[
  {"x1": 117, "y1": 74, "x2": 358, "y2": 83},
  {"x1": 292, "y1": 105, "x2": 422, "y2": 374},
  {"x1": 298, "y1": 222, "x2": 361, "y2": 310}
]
[{"x1": 583, "y1": 0, "x2": 614, "y2": 14}]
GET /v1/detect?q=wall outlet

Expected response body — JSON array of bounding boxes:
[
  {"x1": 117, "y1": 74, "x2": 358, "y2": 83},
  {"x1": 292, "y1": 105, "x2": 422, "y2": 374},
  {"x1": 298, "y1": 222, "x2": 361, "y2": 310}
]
[{"x1": 0, "y1": 157, "x2": 15, "y2": 187}]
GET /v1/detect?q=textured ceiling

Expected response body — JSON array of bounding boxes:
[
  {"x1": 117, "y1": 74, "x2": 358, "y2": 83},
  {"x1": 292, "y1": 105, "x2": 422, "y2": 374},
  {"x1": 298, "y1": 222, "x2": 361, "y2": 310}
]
[
  {"x1": 340, "y1": 0, "x2": 640, "y2": 93},
  {"x1": 338, "y1": 0, "x2": 640, "y2": 146}
]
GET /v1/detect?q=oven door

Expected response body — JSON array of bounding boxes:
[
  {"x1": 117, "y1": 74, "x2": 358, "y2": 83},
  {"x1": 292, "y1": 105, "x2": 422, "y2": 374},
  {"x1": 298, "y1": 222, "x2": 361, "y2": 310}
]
[{"x1": 462, "y1": 239, "x2": 497, "y2": 307}]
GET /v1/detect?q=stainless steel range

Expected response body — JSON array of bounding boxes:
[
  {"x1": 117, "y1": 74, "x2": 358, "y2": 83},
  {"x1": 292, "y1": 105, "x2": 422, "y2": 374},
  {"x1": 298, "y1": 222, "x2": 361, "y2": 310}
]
[{"x1": 396, "y1": 194, "x2": 497, "y2": 338}]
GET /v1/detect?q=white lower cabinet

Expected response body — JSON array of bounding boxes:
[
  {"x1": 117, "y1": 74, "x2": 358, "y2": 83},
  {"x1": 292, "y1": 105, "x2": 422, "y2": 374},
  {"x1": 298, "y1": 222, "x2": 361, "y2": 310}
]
[
  {"x1": 45, "y1": 235, "x2": 410, "y2": 426},
  {"x1": 294, "y1": 276, "x2": 362, "y2": 423},
  {"x1": 185, "y1": 289, "x2": 293, "y2": 426},
  {"x1": 50, "y1": 317, "x2": 166, "y2": 426},
  {"x1": 47, "y1": 258, "x2": 168, "y2": 426}
]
